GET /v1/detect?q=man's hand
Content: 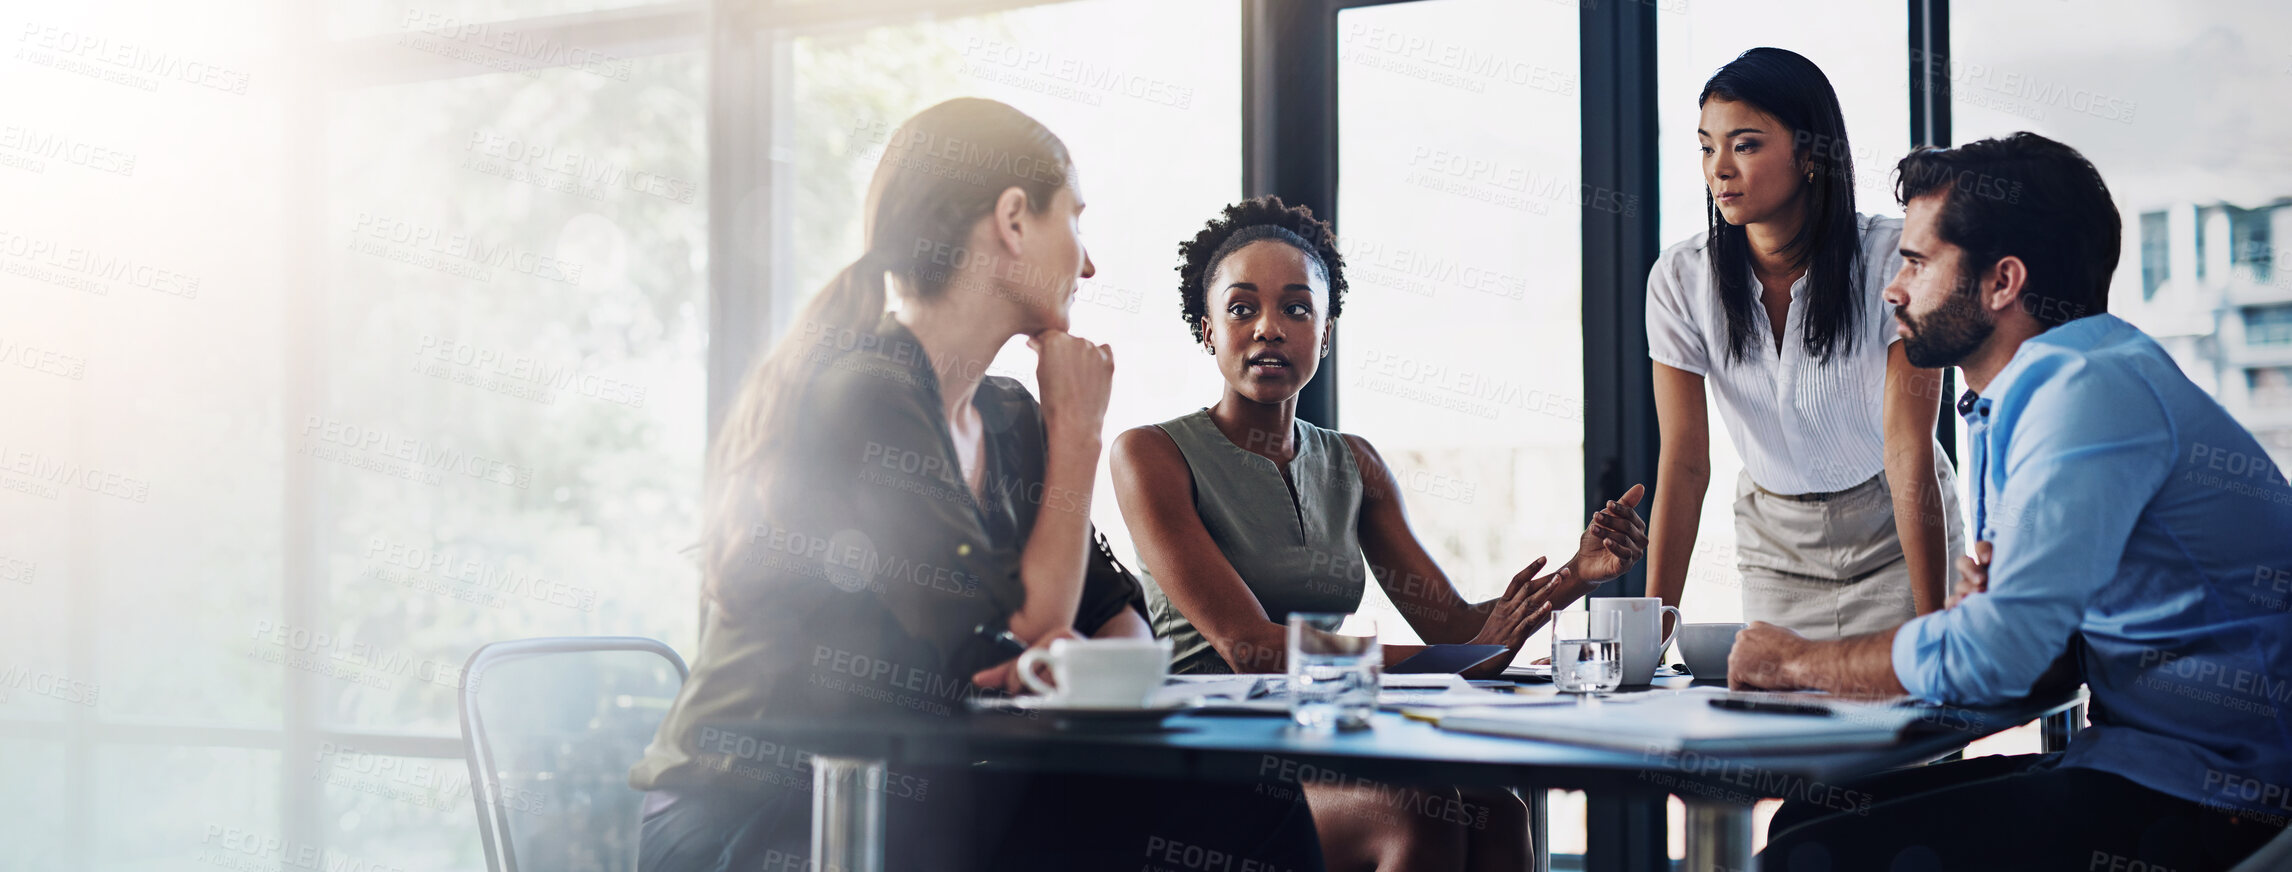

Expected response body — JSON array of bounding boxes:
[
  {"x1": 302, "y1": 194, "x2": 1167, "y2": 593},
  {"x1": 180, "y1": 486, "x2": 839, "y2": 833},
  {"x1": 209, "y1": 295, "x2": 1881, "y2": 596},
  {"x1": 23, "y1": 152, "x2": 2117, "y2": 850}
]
[
  {"x1": 1569, "y1": 484, "x2": 1648, "y2": 584},
  {"x1": 970, "y1": 627, "x2": 1083, "y2": 695},
  {"x1": 1727, "y1": 621, "x2": 1812, "y2": 691},
  {"x1": 1729, "y1": 622, "x2": 1911, "y2": 698},
  {"x1": 1946, "y1": 541, "x2": 1993, "y2": 609}
]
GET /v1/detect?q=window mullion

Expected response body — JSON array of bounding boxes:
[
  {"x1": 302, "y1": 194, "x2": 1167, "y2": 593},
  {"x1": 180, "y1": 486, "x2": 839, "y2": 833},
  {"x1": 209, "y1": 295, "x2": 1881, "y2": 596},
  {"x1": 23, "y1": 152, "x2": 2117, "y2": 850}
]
[
  {"x1": 281, "y1": 0, "x2": 328, "y2": 863},
  {"x1": 65, "y1": 422, "x2": 93, "y2": 872}
]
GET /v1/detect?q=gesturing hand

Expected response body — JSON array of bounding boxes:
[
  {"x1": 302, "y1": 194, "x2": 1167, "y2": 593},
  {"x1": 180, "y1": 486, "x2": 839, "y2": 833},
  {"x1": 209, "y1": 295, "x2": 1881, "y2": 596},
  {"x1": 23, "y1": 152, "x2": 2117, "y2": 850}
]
[
  {"x1": 1463, "y1": 557, "x2": 1561, "y2": 678},
  {"x1": 1946, "y1": 541, "x2": 1993, "y2": 609},
  {"x1": 1570, "y1": 483, "x2": 1648, "y2": 583},
  {"x1": 1030, "y1": 330, "x2": 1114, "y2": 440}
]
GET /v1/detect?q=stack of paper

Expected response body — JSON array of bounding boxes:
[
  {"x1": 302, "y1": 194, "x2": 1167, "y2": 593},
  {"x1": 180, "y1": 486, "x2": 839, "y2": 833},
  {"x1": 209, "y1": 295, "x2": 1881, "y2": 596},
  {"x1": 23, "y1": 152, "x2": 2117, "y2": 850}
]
[
  {"x1": 1157, "y1": 674, "x2": 1265, "y2": 705},
  {"x1": 1423, "y1": 689, "x2": 1925, "y2": 753}
]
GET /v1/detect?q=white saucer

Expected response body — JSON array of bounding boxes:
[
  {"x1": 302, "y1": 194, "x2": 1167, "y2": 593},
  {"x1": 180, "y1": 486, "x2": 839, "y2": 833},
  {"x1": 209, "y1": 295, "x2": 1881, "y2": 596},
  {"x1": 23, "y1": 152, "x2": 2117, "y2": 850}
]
[{"x1": 1006, "y1": 695, "x2": 1188, "y2": 717}]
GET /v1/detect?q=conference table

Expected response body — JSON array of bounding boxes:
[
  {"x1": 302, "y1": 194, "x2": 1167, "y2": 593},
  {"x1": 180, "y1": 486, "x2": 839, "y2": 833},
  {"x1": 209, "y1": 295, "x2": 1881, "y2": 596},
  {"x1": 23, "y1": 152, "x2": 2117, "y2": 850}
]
[{"x1": 707, "y1": 677, "x2": 2086, "y2": 872}]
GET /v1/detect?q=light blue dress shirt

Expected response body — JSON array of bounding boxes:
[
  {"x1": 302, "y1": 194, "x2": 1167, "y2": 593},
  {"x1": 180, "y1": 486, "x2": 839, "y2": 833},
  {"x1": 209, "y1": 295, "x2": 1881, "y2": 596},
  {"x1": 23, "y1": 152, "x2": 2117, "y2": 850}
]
[{"x1": 1892, "y1": 314, "x2": 2292, "y2": 818}]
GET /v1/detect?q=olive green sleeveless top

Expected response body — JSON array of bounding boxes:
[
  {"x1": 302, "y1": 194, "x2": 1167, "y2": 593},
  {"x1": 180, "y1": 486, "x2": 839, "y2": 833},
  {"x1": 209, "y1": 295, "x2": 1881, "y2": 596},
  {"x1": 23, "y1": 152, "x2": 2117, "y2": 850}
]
[{"x1": 1141, "y1": 409, "x2": 1368, "y2": 674}]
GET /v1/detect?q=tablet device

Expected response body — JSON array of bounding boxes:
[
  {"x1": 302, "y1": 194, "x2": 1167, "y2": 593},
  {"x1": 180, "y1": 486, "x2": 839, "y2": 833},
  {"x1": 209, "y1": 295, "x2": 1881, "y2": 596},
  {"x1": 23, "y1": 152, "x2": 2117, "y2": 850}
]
[{"x1": 1387, "y1": 644, "x2": 1509, "y2": 675}]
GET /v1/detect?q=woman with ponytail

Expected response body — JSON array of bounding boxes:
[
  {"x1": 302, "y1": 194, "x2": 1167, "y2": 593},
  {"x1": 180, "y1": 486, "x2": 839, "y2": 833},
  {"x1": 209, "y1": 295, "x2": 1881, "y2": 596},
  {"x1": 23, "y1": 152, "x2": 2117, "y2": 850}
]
[
  {"x1": 1644, "y1": 48, "x2": 1963, "y2": 640},
  {"x1": 629, "y1": 99, "x2": 1322, "y2": 871}
]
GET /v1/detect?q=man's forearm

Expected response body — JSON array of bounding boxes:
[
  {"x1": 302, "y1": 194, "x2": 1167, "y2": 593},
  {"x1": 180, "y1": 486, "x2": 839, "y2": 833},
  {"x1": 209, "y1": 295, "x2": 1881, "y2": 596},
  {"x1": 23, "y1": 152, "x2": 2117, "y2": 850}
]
[
  {"x1": 1766, "y1": 627, "x2": 1911, "y2": 698},
  {"x1": 1732, "y1": 624, "x2": 1916, "y2": 697}
]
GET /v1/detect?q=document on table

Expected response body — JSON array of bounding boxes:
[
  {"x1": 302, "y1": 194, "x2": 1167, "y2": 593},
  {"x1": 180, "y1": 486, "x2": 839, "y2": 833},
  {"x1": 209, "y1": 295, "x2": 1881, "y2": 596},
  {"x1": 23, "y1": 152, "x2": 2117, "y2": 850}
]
[
  {"x1": 1423, "y1": 689, "x2": 1928, "y2": 753},
  {"x1": 1376, "y1": 674, "x2": 1536, "y2": 707},
  {"x1": 1156, "y1": 675, "x2": 1266, "y2": 706},
  {"x1": 1156, "y1": 673, "x2": 1522, "y2": 713},
  {"x1": 1381, "y1": 673, "x2": 1471, "y2": 691},
  {"x1": 975, "y1": 675, "x2": 1530, "y2": 715}
]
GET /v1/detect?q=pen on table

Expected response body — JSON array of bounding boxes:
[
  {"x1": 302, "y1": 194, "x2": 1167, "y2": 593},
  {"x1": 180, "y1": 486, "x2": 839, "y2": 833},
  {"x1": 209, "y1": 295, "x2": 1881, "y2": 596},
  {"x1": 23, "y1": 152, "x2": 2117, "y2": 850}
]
[
  {"x1": 967, "y1": 625, "x2": 1030, "y2": 700},
  {"x1": 1709, "y1": 697, "x2": 1835, "y2": 717},
  {"x1": 973, "y1": 624, "x2": 1027, "y2": 660}
]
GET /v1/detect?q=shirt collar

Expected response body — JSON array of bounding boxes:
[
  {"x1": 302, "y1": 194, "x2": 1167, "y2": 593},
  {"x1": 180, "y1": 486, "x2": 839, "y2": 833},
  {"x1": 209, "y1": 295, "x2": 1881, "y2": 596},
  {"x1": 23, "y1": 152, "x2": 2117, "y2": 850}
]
[
  {"x1": 1961, "y1": 314, "x2": 2117, "y2": 408},
  {"x1": 1959, "y1": 313, "x2": 2126, "y2": 416},
  {"x1": 1976, "y1": 342, "x2": 2043, "y2": 407},
  {"x1": 1956, "y1": 387, "x2": 1990, "y2": 422},
  {"x1": 1956, "y1": 388, "x2": 1981, "y2": 417}
]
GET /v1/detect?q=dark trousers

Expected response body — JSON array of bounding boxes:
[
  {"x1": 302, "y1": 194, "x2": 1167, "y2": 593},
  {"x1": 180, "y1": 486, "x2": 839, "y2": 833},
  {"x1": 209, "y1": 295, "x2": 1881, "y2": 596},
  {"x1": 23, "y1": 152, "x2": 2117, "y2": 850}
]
[
  {"x1": 640, "y1": 767, "x2": 1325, "y2": 872},
  {"x1": 1762, "y1": 754, "x2": 2285, "y2": 872}
]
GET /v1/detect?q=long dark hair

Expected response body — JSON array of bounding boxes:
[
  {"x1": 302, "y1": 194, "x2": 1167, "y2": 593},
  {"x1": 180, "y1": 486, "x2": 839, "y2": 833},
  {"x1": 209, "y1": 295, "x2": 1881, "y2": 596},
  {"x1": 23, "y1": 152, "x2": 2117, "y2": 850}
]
[
  {"x1": 1701, "y1": 47, "x2": 1863, "y2": 364},
  {"x1": 701, "y1": 98, "x2": 1073, "y2": 606}
]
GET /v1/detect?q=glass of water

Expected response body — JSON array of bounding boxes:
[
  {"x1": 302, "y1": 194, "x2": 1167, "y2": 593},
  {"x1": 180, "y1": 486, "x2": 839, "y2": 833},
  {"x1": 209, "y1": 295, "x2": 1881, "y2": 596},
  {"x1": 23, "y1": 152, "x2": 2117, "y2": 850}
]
[
  {"x1": 1552, "y1": 609, "x2": 1621, "y2": 693},
  {"x1": 1287, "y1": 613, "x2": 1379, "y2": 730}
]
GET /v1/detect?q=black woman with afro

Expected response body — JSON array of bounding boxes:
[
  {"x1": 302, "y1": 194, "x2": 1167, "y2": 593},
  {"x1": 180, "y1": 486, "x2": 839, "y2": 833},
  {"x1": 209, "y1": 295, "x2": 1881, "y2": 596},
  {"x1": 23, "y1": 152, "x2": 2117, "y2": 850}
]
[{"x1": 1109, "y1": 196, "x2": 1651, "y2": 871}]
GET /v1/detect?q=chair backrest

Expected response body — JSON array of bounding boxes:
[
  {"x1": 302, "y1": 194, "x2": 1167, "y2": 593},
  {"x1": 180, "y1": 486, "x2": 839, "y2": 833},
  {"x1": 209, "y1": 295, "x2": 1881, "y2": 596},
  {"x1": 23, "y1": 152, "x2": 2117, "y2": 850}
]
[{"x1": 458, "y1": 637, "x2": 689, "y2": 872}]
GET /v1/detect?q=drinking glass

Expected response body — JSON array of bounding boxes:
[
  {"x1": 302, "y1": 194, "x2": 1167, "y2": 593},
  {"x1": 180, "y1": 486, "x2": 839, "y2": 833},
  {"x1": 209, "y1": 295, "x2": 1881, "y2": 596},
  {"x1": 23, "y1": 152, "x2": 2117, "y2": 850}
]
[
  {"x1": 1552, "y1": 609, "x2": 1621, "y2": 693},
  {"x1": 1287, "y1": 613, "x2": 1379, "y2": 730}
]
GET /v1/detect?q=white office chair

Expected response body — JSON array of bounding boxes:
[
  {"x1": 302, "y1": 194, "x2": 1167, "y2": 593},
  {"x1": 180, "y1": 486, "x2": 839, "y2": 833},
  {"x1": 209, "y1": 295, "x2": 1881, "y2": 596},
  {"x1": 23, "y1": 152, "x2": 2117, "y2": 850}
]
[{"x1": 458, "y1": 636, "x2": 690, "y2": 872}]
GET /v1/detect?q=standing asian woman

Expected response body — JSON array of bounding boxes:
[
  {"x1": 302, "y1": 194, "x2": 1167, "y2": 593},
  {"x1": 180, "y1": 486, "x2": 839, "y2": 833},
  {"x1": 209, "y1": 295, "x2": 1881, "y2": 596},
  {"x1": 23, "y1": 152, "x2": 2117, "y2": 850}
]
[{"x1": 1644, "y1": 47, "x2": 1964, "y2": 640}]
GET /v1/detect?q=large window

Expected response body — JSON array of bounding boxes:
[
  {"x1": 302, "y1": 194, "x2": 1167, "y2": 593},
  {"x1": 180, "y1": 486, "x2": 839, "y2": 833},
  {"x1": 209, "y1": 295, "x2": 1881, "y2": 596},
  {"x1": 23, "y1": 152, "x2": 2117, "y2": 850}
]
[
  {"x1": 1335, "y1": 0, "x2": 1583, "y2": 646},
  {"x1": 2141, "y1": 210, "x2": 2171, "y2": 301},
  {"x1": 23, "y1": 2, "x2": 2276, "y2": 870},
  {"x1": 3, "y1": 2, "x2": 291, "y2": 868},
  {"x1": 1332, "y1": 1, "x2": 1591, "y2": 857},
  {"x1": 1953, "y1": 0, "x2": 2292, "y2": 469},
  {"x1": 1, "y1": 2, "x2": 707, "y2": 869},
  {"x1": 2251, "y1": 367, "x2": 2292, "y2": 411},
  {"x1": 2250, "y1": 305, "x2": 2292, "y2": 347},
  {"x1": 313, "y1": 51, "x2": 708, "y2": 864},
  {"x1": 780, "y1": 0, "x2": 1243, "y2": 563},
  {"x1": 2229, "y1": 205, "x2": 2277, "y2": 286}
]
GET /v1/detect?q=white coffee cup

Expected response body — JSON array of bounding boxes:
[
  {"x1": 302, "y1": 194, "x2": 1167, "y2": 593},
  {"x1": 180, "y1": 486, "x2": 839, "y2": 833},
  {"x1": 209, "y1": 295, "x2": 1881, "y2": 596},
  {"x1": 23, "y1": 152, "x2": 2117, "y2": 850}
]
[
  {"x1": 1677, "y1": 622, "x2": 1747, "y2": 680},
  {"x1": 1016, "y1": 637, "x2": 1172, "y2": 707},
  {"x1": 1589, "y1": 597, "x2": 1682, "y2": 685}
]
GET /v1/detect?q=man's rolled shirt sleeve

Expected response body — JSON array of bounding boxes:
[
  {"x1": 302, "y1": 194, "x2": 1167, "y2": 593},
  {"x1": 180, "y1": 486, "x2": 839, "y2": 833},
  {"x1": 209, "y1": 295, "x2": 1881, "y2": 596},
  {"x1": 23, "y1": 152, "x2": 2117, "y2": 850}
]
[{"x1": 1891, "y1": 356, "x2": 2175, "y2": 704}]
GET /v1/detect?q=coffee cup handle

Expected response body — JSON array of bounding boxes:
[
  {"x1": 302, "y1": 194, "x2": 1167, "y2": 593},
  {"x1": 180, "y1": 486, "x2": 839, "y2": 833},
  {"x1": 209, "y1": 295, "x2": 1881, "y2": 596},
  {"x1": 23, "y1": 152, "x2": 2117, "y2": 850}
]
[
  {"x1": 1657, "y1": 606, "x2": 1682, "y2": 656},
  {"x1": 1016, "y1": 647, "x2": 1059, "y2": 697}
]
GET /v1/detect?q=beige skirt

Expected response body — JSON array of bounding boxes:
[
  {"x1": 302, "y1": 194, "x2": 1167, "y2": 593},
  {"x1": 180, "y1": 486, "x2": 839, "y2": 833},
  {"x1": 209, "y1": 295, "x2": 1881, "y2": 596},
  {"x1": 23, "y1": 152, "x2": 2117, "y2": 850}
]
[{"x1": 1732, "y1": 450, "x2": 1965, "y2": 641}]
